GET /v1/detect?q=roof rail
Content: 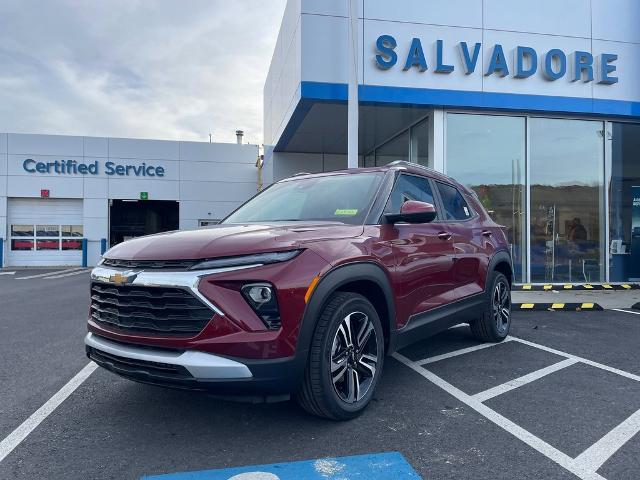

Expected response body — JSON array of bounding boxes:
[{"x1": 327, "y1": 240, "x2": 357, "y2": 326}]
[{"x1": 386, "y1": 160, "x2": 435, "y2": 172}]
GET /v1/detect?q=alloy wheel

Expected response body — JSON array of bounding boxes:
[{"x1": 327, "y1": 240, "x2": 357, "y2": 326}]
[
  {"x1": 493, "y1": 280, "x2": 511, "y2": 335},
  {"x1": 330, "y1": 311, "x2": 379, "y2": 404}
]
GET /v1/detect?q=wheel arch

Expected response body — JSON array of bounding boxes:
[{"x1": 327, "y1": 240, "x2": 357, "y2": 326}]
[
  {"x1": 487, "y1": 250, "x2": 514, "y2": 288},
  {"x1": 297, "y1": 262, "x2": 397, "y2": 358}
]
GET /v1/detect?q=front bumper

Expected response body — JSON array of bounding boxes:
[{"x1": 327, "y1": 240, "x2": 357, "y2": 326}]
[
  {"x1": 85, "y1": 332, "x2": 252, "y2": 380},
  {"x1": 85, "y1": 332, "x2": 305, "y2": 394}
]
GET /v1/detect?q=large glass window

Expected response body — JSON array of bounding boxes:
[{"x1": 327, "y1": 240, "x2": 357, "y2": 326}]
[
  {"x1": 410, "y1": 119, "x2": 429, "y2": 167},
  {"x1": 446, "y1": 114, "x2": 526, "y2": 282},
  {"x1": 530, "y1": 119, "x2": 605, "y2": 282},
  {"x1": 608, "y1": 123, "x2": 640, "y2": 281},
  {"x1": 365, "y1": 117, "x2": 429, "y2": 168},
  {"x1": 375, "y1": 130, "x2": 409, "y2": 166}
]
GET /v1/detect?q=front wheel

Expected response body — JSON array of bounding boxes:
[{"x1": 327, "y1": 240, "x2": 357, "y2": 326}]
[
  {"x1": 470, "y1": 272, "x2": 512, "y2": 342},
  {"x1": 295, "y1": 292, "x2": 384, "y2": 420}
]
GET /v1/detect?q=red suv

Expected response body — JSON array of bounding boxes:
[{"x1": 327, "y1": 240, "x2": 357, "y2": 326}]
[{"x1": 86, "y1": 161, "x2": 512, "y2": 420}]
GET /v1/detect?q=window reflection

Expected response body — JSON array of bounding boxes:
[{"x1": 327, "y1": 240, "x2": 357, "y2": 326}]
[
  {"x1": 11, "y1": 239, "x2": 33, "y2": 251},
  {"x1": 530, "y1": 118, "x2": 605, "y2": 282},
  {"x1": 9, "y1": 224, "x2": 85, "y2": 253},
  {"x1": 36, "y1": 225, "x2": 60, "y2": 237},
  {"x1": 410, "y1": 119, "x2": 429, "y2": 167},
  {"x1": 609, "y1": 123, "x2": 640, "y2": 281},
  {"x1": 375, "y1": 130, "x2": 409, "y2": 166},
  {"x1": 446, "y1": 114, "x2": 526, "y2": 282},
  {"x1": 11, "y1": 225, "x2": 33, "y2": 236}
]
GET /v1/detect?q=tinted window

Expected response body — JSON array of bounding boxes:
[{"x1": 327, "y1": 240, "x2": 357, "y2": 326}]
[
  {"x1": 436, "y1": 182, "x2": 472, "y2": 220},
  {"x1": 385, "y1": 174, "x2": 436, "y2": 214}
]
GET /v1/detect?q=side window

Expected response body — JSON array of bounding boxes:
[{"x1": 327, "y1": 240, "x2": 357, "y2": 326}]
[
  {"x1": 385, "y1": 174, "x2": 436, "y2": 214},
  {"x1": 436, "y1": 182, "x2": 473, "y2": 221}
]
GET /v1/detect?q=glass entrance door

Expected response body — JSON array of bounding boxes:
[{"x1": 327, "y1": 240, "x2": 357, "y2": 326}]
[{"x1": 529, "y1": 118, "x2": 606, "y2": 283}]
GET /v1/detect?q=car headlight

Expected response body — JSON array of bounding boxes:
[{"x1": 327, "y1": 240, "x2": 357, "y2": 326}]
[
  {"x1": 189, "y1": 250, "x2": 302, "y2": 271},
  {"x1": 241, "y1": 283, "x2": 280, "y2": 329}
]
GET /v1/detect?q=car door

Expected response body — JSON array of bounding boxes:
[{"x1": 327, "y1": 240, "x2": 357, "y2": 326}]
[
  {"x1": 383, "y1": 173, "x2": 456, "y2": 326},
  {"x1": 434, "y1": 181, "x2": 491, "y2": 298}
]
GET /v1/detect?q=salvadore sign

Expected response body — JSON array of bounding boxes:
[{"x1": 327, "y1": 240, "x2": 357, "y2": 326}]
[
  {"x1": 374, "y1": 35, "x2": 619, "y2": 84},
  {"x1": 22, "y1": 158, "x2": 165, "y2": 177}
]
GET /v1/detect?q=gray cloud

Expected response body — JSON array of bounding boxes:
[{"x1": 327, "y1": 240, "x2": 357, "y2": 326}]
[{"x1": 0, "y1": 0, "x2": 287, "y2": 145}]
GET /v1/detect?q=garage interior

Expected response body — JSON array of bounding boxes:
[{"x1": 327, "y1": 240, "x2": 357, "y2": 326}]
[{"x1": 109, "y1": 200, "x2": 179, "y2": 247}]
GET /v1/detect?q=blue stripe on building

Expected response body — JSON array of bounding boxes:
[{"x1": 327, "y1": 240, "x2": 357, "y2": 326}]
[
  {"x1": 299, "y1": 81, "x2": 640, "y2": 118},
  {"x1": 141, "y1": 452, "x2": 421, "y2": 480}
]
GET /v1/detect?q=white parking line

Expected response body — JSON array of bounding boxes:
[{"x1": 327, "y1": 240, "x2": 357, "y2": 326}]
[
  {"x1": 45, "y1": 270, "x2": 89, "y2": 279},
  {"x1": 573, "y1": 408, "x2": 640, "y2": 472},
  {"x1": 510, "y1": 337, "x2": 640, "y2": 383},
  {"x1": 417, "y1": 338, "x2": 512, "y2": 365},
  {"x1": 395, "y1": 335, "x2": 640, "y2": 480},
  {"x1": 0, "y1": 271, "x2": 16, "y2": 276},
  {"x1": 611, "y1": 308, "x2": 640, "y2": 316},
  {"x1": 393, "y1": 352, "x2": 606, "y2": 480},
  {"x1": 473, "y1": 358, "x2": 579, "y2": 403},
  {"x1": 16, "y1": 268, "x2": 85, "y2": 280},
  {"x1": 0, "y1": 362, "x2": 97, "y2": 464}
]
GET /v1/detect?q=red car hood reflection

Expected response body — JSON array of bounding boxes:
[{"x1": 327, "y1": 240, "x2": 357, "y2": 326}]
[{"x1": 104, "y1": 222, "x2": 364, "y2": 260}]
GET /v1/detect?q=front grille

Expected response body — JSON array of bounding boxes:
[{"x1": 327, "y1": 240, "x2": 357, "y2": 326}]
[
  {"x1": 90, "y1": 282, "x2": 215, "y2": 336},
  {"x1": 101, "y1": 258, "x2": 198, "y2": 270}
]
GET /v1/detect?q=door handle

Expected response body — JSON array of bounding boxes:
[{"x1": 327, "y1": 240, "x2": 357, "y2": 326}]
[
  {"x1": 481, "y1": 230, "x2": 492, "y2": 237},
  {"x1": 438, "y1": 232, "x2": 452, "y2": 241}
]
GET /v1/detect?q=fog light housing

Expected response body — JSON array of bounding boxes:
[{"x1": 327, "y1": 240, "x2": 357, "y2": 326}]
[{"x1": 241, "y1": 283, "x2": 280, "y2": 329}]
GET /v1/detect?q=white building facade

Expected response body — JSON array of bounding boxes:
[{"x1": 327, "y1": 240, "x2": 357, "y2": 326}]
[
  {"x1": 264, "y1": 0, "x2": 640, "y2": 284},
  {"x1": 0, "y1": 133, "x2": 259, "y2": 267}
]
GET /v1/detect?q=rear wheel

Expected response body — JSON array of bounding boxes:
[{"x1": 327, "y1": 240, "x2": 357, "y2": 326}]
[
  {"x1": 470, "y1": 272, "x2": 511, "y2": 342},
  {"x1": 295, "y1": 292, "x2": 384, "y2": 420}
]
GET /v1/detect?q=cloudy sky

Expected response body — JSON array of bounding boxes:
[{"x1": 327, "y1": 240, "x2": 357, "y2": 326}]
[{"x1": 0, "y1": 0, "x2": 287, "y2": 145}]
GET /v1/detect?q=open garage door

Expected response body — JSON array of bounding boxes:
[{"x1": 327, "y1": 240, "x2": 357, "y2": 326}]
[
  {"x1": 7, "y1": 198, "x2": 84, "y2": 267},
  {"x1": 109, "y1": 200, "x2": 178, "y2": 247}
]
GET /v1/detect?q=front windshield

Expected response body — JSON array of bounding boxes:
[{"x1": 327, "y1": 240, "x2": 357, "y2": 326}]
[{"x1": 223, "y1": 172, "x2": 384, "y2": 225}]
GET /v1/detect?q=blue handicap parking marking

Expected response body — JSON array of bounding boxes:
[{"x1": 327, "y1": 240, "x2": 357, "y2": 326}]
[{"x1": 141, "y1": 452, "x2": 421, "y2": 479}]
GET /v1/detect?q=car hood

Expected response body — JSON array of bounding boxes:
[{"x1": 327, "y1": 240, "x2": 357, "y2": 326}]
[{"x1": 104, "y1": 222, "x2": 364, "y2": 260}]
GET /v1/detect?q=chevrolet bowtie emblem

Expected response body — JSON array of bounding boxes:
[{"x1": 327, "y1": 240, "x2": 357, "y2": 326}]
[{"x1": 109, "y1": 272, "x2": 137, "y2": 286}]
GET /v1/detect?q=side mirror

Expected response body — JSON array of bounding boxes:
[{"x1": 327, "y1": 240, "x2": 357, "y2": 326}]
[{"x1": 383, "y1": 200, "x2": 437, "y2": 225}]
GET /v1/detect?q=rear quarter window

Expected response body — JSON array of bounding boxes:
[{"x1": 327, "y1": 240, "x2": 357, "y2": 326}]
[{"x1": 436, "y1": 182, "x2": 473, "y2": 221}]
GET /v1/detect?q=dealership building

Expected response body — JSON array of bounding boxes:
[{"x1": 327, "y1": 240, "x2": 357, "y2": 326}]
[
  {"x1": 0, "y1": 134, "x2": 259, "y2": 267},
  {"x1": 1, "y1": 0, "x2": 640, "y2": 285},
  {"x1": 263, "y1": 0, "x2": 640, "y2": 284}
]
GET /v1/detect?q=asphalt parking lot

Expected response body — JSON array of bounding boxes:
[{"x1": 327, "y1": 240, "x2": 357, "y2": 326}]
[{"x1": 0, "y1": 269, "x2": 639, "y2": 479}]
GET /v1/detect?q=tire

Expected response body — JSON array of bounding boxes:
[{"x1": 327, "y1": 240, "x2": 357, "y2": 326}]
[
  {"x1": 295, "y1": 292, "x2": 385, "y2": 420},
  {"x1": 470, "y1": 272, "x2": 512, "y2": 342}
]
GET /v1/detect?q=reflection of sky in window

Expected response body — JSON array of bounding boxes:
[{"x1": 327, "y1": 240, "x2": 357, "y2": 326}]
[
  {"x1": 530, "y1": 119, "x2": 604, "y2": 187},
  {"x1": 446, "y1": 114, "x2": 525, "y2": 187}
]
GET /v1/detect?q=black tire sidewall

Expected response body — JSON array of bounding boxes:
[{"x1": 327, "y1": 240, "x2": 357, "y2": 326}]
[
  {"x1": 318, "y1": 294, "x2": 384, "y2": 417},
  {"x1": 486, "y1": 272, "x2": 512, "y2": 339}
]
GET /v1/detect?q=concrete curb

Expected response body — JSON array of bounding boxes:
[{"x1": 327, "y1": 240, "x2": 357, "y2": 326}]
[{"x1": 514, "y1": 302, "x2": 604, "y2": 311}]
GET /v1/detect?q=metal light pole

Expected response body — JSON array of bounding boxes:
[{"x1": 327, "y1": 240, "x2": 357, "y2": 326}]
[{"x1": 347, "y1": 0, "x2": 359, "y2": 169}]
